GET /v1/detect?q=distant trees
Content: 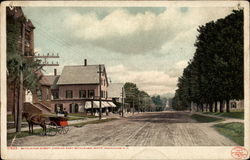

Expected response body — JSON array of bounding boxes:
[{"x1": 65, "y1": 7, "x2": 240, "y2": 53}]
[
  {"x1": 124, "y1": 82, "x2": 154, "y2": 112},
  {"x1": 172, "y1": 9, "x2": 243, "y2": 112},
  {"x1": 151, "y1": 95, "x2": 166, "y2": 111}
]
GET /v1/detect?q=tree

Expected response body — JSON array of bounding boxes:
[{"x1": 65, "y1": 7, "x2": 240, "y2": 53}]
[
  {"x1": 7, "y1": 9, "x2": 43, "y2": 132},
  {"x1": 172, "y1": 9, "x2": 243, "y2": 113}
]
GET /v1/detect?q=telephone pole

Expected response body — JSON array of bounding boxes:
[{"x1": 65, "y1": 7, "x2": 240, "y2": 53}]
[
  {"x1": 34, "y1": 53, "x2": 59, "y2": 66},
  {"x1": 121, "y1": 87, "x2": 124, "y2": 117},
  {"x1": 138, "y1": 94, "x2": 140, "y2": 113},
  {"x1": 17, "y1": 23, "x2": 25, "y2": 132},
  {"x1": 98, "y1": 65, "x2": 102, "y2": 120},
  {"x1": 132, "y1": 98, "x2": 135, "y2": 115}
]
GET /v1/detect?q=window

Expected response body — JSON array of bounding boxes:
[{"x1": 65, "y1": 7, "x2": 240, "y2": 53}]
[
  {"x1": 52, "y1": 91, "x2": 59, "y2": 99},
  {"x1": 66, "y1": 90, "x2": 73, "y2": 98},
  {"x1": 106, "y1": 91, "x2": 108, "y2": 98},
  {"x1": 79, "y1": 90, "x2": 86, "y2": 98},
  {"x1": 101, "y1": 91, "x2": 106, "y2": 98},
  {"x1": 37, "y1": 89, "x2": 42, "y2": 101},
  {"x1": 88, "y1": 90, "x2": 95, "y2": 98}
]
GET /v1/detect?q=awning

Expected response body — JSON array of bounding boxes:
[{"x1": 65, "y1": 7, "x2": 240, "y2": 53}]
[
  {"x1": 93, "y1": 101, "x2": 105, "y2": 108},
  {"x1": 107, "y1": 102, "x2": 116, "y2": 108},
  {"x1": 84, "y1": 101, "x2": 92, "y2": 109},
  {"x1": 102, "y1": 102, "x2": 112, "y2": 108}
]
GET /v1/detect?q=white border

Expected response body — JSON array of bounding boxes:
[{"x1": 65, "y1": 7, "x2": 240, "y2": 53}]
[{"x1": 1, "y1": 1, "x2": 249, "y2": 159}]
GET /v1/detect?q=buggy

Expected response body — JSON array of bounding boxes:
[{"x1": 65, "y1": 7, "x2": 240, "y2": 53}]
[{"x1": 46, "y1": 116, "x2": 69, "y2": 136}]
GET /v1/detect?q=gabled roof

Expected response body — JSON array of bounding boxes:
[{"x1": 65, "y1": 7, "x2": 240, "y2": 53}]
[
  {"x1": 57, "y1": 65, "x2": 107, "y2": 85},
  {"x1": 43, "y1": 75, "x2": 60, "y2": 89},
  {"x1": 108, "y1": 83, "x2": 125, "y2": 98}
]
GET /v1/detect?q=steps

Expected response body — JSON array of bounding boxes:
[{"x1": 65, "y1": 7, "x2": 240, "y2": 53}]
[
  {"x1": 34, "y1": 102, "x2": 52, "y2": 114},
  {"x1": 24, "y1": 102, "x2": 51, "y2": 114}
]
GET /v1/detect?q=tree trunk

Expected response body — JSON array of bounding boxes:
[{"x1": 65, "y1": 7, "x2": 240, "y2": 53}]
[
  {"x1": 214, "y1": 101, "x2": 218, "y2": 112},
  {"x1": 209, "y1": 103, "x2": 213, "y2": 112},
  {"x1": 12, "y1": 83, "x2": 17, "y2": 127},
  {"x1": 219, "y1": 100, "x2": 224, "y2": 112},
  {"x1": 201, "y1": 104, "x2": 204, "y2": 112},
  {"x1": 226, "y1": 100, "x2": 230, "y2": 112},
  {"x1": 15, "y1": 86, "x2": 20, "y2": 132}
]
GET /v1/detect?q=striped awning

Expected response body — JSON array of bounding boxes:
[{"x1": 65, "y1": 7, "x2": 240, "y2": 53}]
[
  {"x1": 85, "y1": 101, "x2": 116, "y2": 109},
  {"x1": 93, "y1": 101, "x2": 105, "y2": 108},
  {"x1": 107, "y1": 102, "x2": 116, "y2": 108},
  {"x1": 84, "y1": 101, "x2": 92, "y2": 109}
]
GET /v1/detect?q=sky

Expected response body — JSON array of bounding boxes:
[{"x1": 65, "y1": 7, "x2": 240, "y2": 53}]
[{"x1": 22, "y1": 7, "x2": 234, "y2": 96}]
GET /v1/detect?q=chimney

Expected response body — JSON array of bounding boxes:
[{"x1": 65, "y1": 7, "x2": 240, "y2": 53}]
[
  {"x1": 54, "y1": 68, "x2": 57, "y2": 76},
  {"x1": 84, "y1": 59, "x2": 87, "y2": 66}
]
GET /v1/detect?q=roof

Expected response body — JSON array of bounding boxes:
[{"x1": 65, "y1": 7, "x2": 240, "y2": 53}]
[
  {"x1": 57, "y1": 65, "x2": 106, "y2": 85},
  {"x1": 39, "y1": 76, "x2": 50, "y2": 86},
  {"x1": 108, "y1": 83, "x2": 125, "y2": 98},
  {"x1": 43, "y1": 75, "x2": 60, "y2": 89}
]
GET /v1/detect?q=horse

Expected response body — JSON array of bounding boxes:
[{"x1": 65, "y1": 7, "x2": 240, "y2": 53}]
[{"x1": 22, "y1": 112, "x2": 49, "y2": 135}]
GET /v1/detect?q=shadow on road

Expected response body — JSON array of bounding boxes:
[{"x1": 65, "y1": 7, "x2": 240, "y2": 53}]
[{"x1": 127, "y1": 112, "x2": 197, "y2": 123}]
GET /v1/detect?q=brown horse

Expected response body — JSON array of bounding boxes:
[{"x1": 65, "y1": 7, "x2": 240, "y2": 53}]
[{"x1": 22, "y1": 112, "x2": 49, "y2": 135}]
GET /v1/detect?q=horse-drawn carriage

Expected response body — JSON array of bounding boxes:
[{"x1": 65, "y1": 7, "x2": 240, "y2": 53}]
[
  {"x1": 46, "y1": 116, "x2": 69, "y2": 136},
  {"x1": 22, "y1": 112, "x2": 69, "y2": 136}
]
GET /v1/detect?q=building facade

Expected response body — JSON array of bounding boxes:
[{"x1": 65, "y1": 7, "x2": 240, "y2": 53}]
[
  {"x1": 7, "y1": 7, "x2": 36, "y2": 114},
  {"x1": 48, "y1": 60, "x2": 116, "y2": 114}
]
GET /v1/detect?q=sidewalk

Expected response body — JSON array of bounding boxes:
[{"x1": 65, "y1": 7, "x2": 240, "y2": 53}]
[
  {"x1": 193, "y1": 112, "x2": 244, "y2": 124},
  {"x1": 7, "y1": 113, "x2": 123, "y2": 134}
]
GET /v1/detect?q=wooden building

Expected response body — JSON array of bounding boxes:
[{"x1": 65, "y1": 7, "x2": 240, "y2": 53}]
[
  {"x1": 7, "y1": 7, "x2": 36, "y2": 114},
  {"x1": 48, "y1": 60, "x2": 116, "y2": 114}
]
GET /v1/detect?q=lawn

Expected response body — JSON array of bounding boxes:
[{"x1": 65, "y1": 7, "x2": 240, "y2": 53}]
[
  {"x1": 8, "y1": 129, "x2": 44, "y2": 141},
  {"x1": 203, "y1": 112, "x2": 244, "y2": 119},
  {"x1": 68, "y1": 113, "x2": 97, "y2": 118},
  {"x1": 191, "y1": 114, "x2": 223, "y2": 123},
  {"x1": 7, "y1": 118, "x2": 118, "y2": 142},
  {"x1": 214, "y1": 122, "x2": 244, "y2": 146}
]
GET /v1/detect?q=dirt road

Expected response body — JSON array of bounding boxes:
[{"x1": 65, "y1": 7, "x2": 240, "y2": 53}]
[{"x1": 10, "y1": 111, "x2": 236, "y2": 146}]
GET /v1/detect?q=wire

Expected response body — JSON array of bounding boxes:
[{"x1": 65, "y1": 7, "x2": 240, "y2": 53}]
[{"x1": 31, "y1": 19, "x2": 99, "y2": 64}]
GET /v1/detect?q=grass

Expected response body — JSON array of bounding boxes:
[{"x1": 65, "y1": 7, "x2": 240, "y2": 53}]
[
  {"x1": 203, "y1": 111, "x2": 244, "y2": 119},
  {"x1": 7, "y1": 115, "x2": 26, "y2": 122},
  {"x1": 7, "y1": 118, "x2": 118, "y2": 141},
  {"x1": 68, "y1": 113, "x2": 97, "y2": 118},
  {"x1": 214, "y1": 122, "x2": 244, "y2": 146},
  {"x1": 8, "y1": 129, "x2": 44, "y2": 141},
  {"x1": 191, "y1": 114, "x2": 223, "y2": 123},
  {"x1": 72, "y1": 118, "x2": 118, "y2": 128}
]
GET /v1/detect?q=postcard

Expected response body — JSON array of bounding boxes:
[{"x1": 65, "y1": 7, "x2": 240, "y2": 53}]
[{"x1": 1, "y1": 1, "x2": 249, "y2": 159}]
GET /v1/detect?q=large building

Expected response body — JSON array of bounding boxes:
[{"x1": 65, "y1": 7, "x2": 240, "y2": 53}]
[
  {"x1": 7, "y1": 7, "x2": 36, "y2": 114},
  {"x1": 44, "y1": 60, "x2": 116, "y2": 114}
]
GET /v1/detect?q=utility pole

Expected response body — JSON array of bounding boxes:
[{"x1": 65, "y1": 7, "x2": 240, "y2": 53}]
[
  {"x1": 138, "y1": 94, "x2": 140, "y2": 113},
  {"x1": 34, "y1": 53, "x2": 59, "y2": 66},
  {"x1": 17, "y1": 23, "x2": 25, "y2": 132},
  {"x1": 98, "y1": 65, "x2": 102, "y2": 120},
  {"x1": 121, "y1": 87, "x2": 124, "y2": 117},
  {"x1": 132, "y1": 98, "x2": 135, "y2": 115}
]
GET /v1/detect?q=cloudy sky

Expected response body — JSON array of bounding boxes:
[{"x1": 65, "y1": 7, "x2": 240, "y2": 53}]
[{"x1": 22, "y1": 7, "x2": 233, "y2": 95}]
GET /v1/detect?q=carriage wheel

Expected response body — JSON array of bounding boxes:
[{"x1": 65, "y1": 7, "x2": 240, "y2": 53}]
[
  {"x1": 62, "y1": 126, "x2": 69, "y2": 134},
  {"x1": 46, "y1": 121, "x2": 58, "y2": 136}
]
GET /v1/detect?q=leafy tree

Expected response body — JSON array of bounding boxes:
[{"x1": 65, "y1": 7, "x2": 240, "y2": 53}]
[
  {"x1": 172, "y1": 9, "x2": 243, "y2": 113},
  {"x1": 7, "y1": 8, "x2": 43, "y2": 130}
]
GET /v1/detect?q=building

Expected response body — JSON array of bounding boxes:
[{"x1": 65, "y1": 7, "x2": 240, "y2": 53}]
[
  {"x1": 47, "y1": 60, "x2": 116, "y2": 114},
  {"x1": 108, "y1": 83, "x2": 125, "y2": 103},
  {"x1": 107, "y1": 83, "x2": 126, "y2": 113},
  {"x1": 23, "y1": 72, "x2": 53, "y2": 114},
  {"x1": 7, "y1": 7, "x2": 36, "y2": 114}
]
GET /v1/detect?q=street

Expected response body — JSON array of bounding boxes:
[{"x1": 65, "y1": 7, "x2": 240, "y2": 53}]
[{"x1": 10, "y1": 111, "x2": 236, "y2": 146}]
